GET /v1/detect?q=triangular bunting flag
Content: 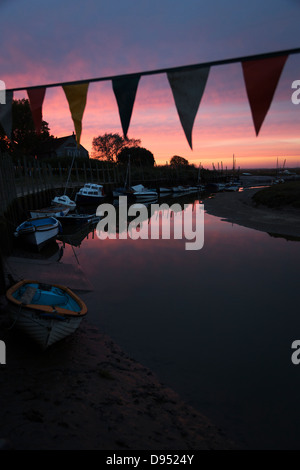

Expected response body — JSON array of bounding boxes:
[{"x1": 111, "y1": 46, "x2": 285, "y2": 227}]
[
  {"x1": 112, "y1": 74, "x2": 141, "y2": 139},
  {"x1": 63, "y1": 82, "x2": 89, "y2": 147},
  {"x1": 167, "y1": 67, "x2": 210, "y2": 149},
  {"x1": 242, "y1": 55, "x2": 288, "y2": 135},
  {"x1": 27, "y1": 87, "x2": 46, "y2": 134},
  {"x1": 0, "y1": 90, "x2": 13, "y2": 139}
]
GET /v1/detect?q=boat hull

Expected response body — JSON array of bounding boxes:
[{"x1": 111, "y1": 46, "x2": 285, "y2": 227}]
[
  {"x1": 30, "y1": 206, "x2": 70, "y2": 219},
  {"x1": 57, "y1": 214, "x2": 100, "y2": 225},
  {"x1": 75, "y1": 194, "x2": 106, "y2": 205},
  {"x1": 9, "y1": 307, "x2": 83, "y2": 349},
  {"x1": 6, "y1": 280, "x2": 87, "y2": 349},
  {"x1": 24, "y1": 226, "x2": 59, "y2": 249},
  {"x1": 14, "y1": 217, "x2": 61, "y2": 250},
  {"x1": 112, "y1": 188, "x2": 135, "y2": 199},
  {"x1": 52, "y1": 196, "x2": 76, "y2": 211}
]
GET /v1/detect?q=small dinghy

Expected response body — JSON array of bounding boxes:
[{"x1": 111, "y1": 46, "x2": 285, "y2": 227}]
[
  {"x1": 6, "y1": 280, "x2": 87, "y2": 349},
  {"x1": 14, "y1": 217, "x2": 61, "y2": 250},
  {"x1": 30, "y1": 205, "x2": 70, "y2": 219}
]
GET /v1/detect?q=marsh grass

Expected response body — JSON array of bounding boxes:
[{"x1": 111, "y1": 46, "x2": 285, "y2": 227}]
[{"x1": 253, "y1": 181, "x2": 300, "y2": 208}]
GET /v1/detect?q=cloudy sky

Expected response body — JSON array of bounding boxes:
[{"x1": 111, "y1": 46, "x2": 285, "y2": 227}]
[{"x1": 0, "y1": 0, "x2": 300, "y2": 168}]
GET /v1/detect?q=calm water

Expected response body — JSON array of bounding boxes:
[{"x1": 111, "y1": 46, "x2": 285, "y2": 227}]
[{"x1": 59, "y1": 194, "x2": 300, "y2": 449}]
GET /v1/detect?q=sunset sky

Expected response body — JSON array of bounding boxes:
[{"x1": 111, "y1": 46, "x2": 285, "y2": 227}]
[{"x1": 0, "y1": 0, "x2": 300, "y2": 169}]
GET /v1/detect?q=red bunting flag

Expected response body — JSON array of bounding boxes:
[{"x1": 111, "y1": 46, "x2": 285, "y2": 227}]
[
  {"x1": 0, "y1": 90, "x2": 13, "y2": 139},
  {"x1": 167, "y1": 67, "x2": 210, "y2": 149},
  {"x1": 242, "y1": 55, "x2": 288, "y2": 135},
  {"x1": 27, "y1": 87, "x2": 46, "y2": 134},
  {"x1": 112, "y1": 74, "x2": 141, "y2": 139},
  {"x1": 63, "y1": 83, "x2": 89, "y2": 147}
]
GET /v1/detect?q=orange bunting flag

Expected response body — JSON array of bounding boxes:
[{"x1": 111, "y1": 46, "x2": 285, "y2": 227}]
[
  {"x1": 242, "y1": 55, "x2": 288, "y2": 135},
  {"x1": 27, "y1": 87, "x2": 46, "y2": 134},
  {"x1": 0, "y1": 90, "x2": 13, "y2": 139},
  {"x1": 112, "y1": 74, "x2": 141, "y2": 139},
  {"x1": 63, "y1": 83, "x2": 89, "y2": 147},
  {"x1": 167, "y1": 67, "x2": 210, "y2": 149}
]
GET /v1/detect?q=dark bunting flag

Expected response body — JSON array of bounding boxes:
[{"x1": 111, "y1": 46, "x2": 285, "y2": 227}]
[
  {"x1": 27, "y1": 87, "x2": 46, "y2": 134},
  {"x1": 242, "y1": 55, "x2": 288, "y2": 135},
  {"x1": 112, "y1": 74, "x2": 141, "y2": 139},
  {"x1": 167, "y1": 67, "x2": 210, "y2": 149}
]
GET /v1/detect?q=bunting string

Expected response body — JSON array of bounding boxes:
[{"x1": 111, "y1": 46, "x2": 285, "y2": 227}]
[{"x1": 1, "y1": 46, "x2": 300, "y2": 147}]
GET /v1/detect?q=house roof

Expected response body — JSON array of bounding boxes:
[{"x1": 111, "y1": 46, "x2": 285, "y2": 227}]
[
  {"x1": 37, "y1": 133, "x2": 88, "y2": 155},
  {"x1": 51, "y1": 134, "x2": 77, "y2": 150}
]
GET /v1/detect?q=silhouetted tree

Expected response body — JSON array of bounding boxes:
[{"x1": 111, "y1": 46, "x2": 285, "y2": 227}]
[
  {"x1": 0, "y1": 98, "x2": 54, "y2": 158},
  {"x1": 92, "y1": 132, "x2": 140, "y2": 162},
  {"x1": 170, "y1": 155, "x2": 189, "y2": 166},
  {"x1": 117, "y1": 146, "x2": 155, "y2": 167}
]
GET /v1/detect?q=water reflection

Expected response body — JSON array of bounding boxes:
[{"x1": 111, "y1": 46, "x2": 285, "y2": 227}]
[{"x1": 58, "y1": 195, "x2": 300, "y2": 449}]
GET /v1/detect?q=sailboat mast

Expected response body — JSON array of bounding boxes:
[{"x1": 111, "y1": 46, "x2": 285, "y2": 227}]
[
  {"x1": 128, "y1": 154, "x2": 131, "y2": 189},
  {"x1": 64, "y1": 154, "x2": 76, "y2": 195}
]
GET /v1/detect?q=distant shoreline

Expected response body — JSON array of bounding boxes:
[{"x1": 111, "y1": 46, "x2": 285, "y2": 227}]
[{"x1": 203, "y1": 187, "x2": 300, "y2": 240}]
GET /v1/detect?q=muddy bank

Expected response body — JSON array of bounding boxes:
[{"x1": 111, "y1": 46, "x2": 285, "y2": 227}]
[
  {"x1": 0, "y1": 315, "x2": 235, "y2": 450},
  {"x1": 204, "y1": 188, "x2": 300, "y2": 239}
]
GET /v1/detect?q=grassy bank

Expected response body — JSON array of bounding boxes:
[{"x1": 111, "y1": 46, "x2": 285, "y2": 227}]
[{"x1": 252, "y1": 181, "x2": 300, "y2": 209}]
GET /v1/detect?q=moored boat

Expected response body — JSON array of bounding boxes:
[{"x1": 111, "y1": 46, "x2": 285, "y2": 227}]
[
  {"x1": 75, "y1": 183, "x2": 106, "y2": 205},
  {"x1": 30, "y1": 205, "x2": 70, "y2": 219},
  {"x1": 6, "y1": 280, "x2": 87, "y2": 349},
  {"x1": 51, "y1": 195, "x2": 76, "y2": 211},
  {"x1": 112, "y1": 187, "x2": 135, "y2": 198},
  {"x1": 172, "y1": 185, "x2": 198, "y2": 193},
  {"x1": 131, "y1": 184, "x2": 158, "y2": 199},
  {"x1": 14, "y1": 217, "x2": 61, "y2": 250},
  {"x1": 57, "y1": 213, "x2": 100, "y2": 226}
]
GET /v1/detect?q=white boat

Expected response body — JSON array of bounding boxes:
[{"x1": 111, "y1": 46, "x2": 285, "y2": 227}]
[
  {"x1": 75, "y1": 183, "x2": 106, "y2": 205},
  {"x1": 131, "y1": 184, "x2": 158, "y2": 199},
  {"x1": 14, "y1": 217, "x2": 62, "y2": 250},
  {"x1": 52, "y1": 195, "x2": 76, "y2": 211},
  {"x1": 30, "y1": 205, "x2": 70, "y2": 219},
  {"x1": 6, "y1": 280, "x2": 87, "y2": 349}
]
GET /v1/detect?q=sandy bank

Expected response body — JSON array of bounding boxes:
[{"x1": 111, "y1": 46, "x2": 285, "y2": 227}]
[
  {"x1": 204, "y1": 188, "x2": 300, "y2": 239},
  {"x1": 0, "y1": 316, "x2": 235, "y2": 450}
]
